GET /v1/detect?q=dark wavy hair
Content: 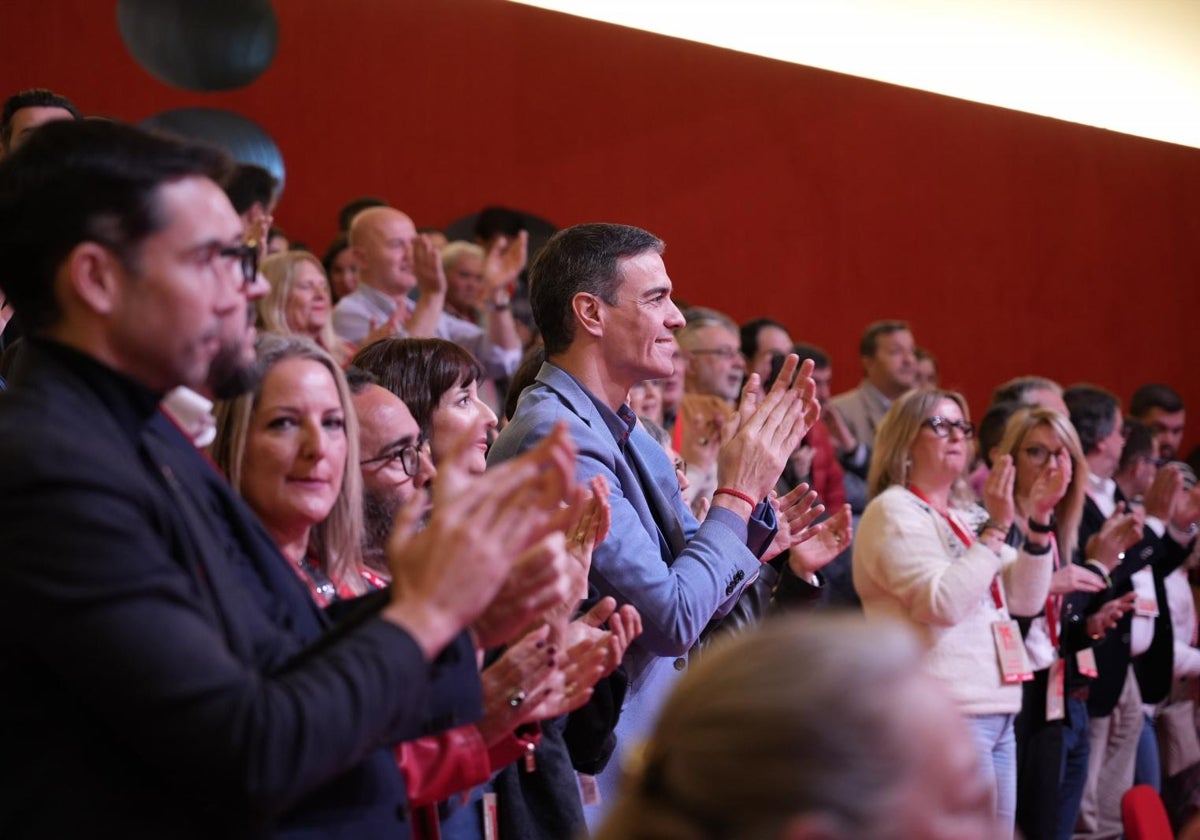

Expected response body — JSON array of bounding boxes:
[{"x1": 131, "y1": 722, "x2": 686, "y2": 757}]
[{"x1": 350, "y1": 337, "x2": 483, "y2": 439}]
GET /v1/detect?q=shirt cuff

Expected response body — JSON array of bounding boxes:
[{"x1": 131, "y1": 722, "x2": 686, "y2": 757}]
[{"x1": 706, "y1": 505, "x2": 749, "y2": 545}]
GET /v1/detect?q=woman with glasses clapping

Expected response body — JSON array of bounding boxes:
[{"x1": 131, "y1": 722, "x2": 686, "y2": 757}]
[{"x1": 853, "y1": 389, "x2": 1054, "y2": 839}]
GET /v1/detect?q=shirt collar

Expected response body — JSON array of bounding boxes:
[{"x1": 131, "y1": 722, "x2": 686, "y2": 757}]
[{"x1": 160, "y1": 387, "x2": 217, "y2": 447}]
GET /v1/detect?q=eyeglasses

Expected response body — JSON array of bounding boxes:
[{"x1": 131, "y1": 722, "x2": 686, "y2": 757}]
[
  {"x1": 220, "y1": 244, "x2": 259, "y2": 289},
  {"x1": 360, "y1": 440, "x2": 427, "y2": 477},
  {"x1": 689, "y1": 347, "x2": 741, "y2": 360},
  {"x1": 1021, "y1": 445, "x2": 1071, "y2": 467},
  {"x1": 922, "y1": 416, "x2": 975, "y2": 439}
]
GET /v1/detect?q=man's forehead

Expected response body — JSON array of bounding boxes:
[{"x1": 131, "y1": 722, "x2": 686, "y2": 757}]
[
  {"x1": 693, "y1": 323, "x2": 737, "y2": 345},
  {"x1": 155, "y1": 176, "x2": 243, "y2": 241},
  {"x1": 356, "y1": 385, "x2": 419, "y2": 436},
  {"x1": 616, "y1": 250, "x2": 668, "y2": 286}
]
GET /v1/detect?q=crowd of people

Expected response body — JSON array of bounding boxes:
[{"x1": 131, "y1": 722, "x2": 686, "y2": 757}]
[{"x1": 2, "y1": 87, "x2": 1200, "y2": 840}]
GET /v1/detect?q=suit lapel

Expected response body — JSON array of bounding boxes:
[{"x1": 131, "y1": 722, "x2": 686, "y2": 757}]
[
  {"x1": 534, "y1": 364, "x2": 687, "y2": 563},
  {"x1": 623, "y1": 433, "x2": 687, "y2": 558}
]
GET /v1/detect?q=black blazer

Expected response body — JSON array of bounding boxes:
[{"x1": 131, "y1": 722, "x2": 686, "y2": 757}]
[
  {"x1": 1078, "y1": 493, "x2": 1189, "y2": 717},
  {"x1": 0, "y1": 342, "x2": 469, "y2": 838}
]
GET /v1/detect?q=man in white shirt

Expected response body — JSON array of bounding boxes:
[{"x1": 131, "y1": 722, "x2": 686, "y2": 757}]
[{"x1": 332, "y1": 206, "x2": 521, "y2": 381}]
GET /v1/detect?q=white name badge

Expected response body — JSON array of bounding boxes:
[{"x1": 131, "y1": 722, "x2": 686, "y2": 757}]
[
  {"x1": 1046, "y1": 659, "x2": 1066, "y2": 721},
  {"x1": 483, "y1": 792, "x2": 499, "y2": 840},
  {"x1": 1135, "y1": 596, "x2": 1160, "y2": 618},
  {"x1": 994, "y1": 620, "x2": 1034, "y2": 683},
  {"x1": 1076, "y1": 647, "x2": 1099, "y2": 678}
]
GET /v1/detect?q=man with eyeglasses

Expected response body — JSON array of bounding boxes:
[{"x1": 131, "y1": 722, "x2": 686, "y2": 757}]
[
  {"x1": 0, "y1": 119, "x2": 576, "y2": 837},
  {"x1": 677, "y1": 307, "x2": 745, "y2": 404},
  {"x1": 674, "y1": 308, "x2": 745, "y2": 509},
  {"x1": 349, "y1": 372, "x2": 436, "y2": 568}
]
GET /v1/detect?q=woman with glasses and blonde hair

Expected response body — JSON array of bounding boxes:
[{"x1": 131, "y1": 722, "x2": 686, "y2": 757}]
[
  {"x1": 853, "y1": 388, "x2": 1055, "y2": 838},
  {"x1": 994, "y1": 407, "x2": 1135, "y2": 840},
  {"x1": 259, "y1": 250, "x2": 354, "y2": 366}
]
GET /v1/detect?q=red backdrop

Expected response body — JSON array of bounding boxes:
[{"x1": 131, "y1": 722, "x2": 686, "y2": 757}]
[{"x1": 4, "y1": 0, "x2": 1198, "y2": 450}]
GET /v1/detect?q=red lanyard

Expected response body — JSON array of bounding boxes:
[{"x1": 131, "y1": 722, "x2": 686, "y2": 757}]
[
  {"x1": 907, "y1": 484, "x2": 1004, "y2": 610},
  {"x1": 1046, "y1": 532, "x2": 1061, "y2": 648}
]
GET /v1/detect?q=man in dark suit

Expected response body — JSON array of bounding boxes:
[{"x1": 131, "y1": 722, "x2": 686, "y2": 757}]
[
  {"x1": 1065, "y1": 385, "x2": 1199, "y2": 839},
  {"x1": 0, "y1": 119, "x2": 572, "y2": 837}
]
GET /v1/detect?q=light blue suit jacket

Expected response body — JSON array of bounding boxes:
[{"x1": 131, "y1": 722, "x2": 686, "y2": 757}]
[{"x1": 489, "y1": 362, "x2": 775, "y2": 823}]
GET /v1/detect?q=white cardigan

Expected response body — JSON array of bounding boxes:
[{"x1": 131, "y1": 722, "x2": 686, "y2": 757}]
[{"x1": 853, "y1": 485, "x2": 1053, "y2": 715}]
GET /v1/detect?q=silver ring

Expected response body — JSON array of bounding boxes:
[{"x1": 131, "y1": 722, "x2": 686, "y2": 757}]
[{"x1": 508, "y1": 690, "x2": 527, "y2": 708}]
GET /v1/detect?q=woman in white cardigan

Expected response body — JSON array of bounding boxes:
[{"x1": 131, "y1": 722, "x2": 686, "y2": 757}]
[{"x1": 853, "y1": 389, "x2": 1054, "y2": 838}]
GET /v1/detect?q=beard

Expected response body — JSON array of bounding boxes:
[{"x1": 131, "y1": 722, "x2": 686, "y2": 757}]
[
  {"x1": 207, "y1": 309, "x2": 261, "y2": 399},
  {"x1": 361, "y1": 489, "x2": 401, "y2": 571},
  {"x1": 207, "y1": 340, "x2": 261, "y2": 399}
]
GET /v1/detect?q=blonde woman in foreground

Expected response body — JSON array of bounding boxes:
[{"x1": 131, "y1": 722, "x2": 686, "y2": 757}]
[{"x1": 594, "y1": 614, "x2": 1002, "y2": 840}]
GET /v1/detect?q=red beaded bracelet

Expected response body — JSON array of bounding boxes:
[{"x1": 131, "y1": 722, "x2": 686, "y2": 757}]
[{"x1": 713, "y1": 487, "x2": 756, "y2": 507}]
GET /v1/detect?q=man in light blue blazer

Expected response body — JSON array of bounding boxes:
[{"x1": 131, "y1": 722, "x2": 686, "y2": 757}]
[{"x1": 489, "y1": 223, "x2": 822, "y2": 827}]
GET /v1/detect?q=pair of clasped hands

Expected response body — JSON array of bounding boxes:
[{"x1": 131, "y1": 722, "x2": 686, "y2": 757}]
[
  {"x1": 381, "y1": 420, "x2": 640, "y2": 741},
  {"x1": 707, "y1": 354, "x2": 854, "y2": 579}
]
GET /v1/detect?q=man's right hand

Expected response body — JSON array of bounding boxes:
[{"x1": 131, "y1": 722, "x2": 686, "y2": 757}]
[
  {"x1": 713, "y1": 354, "x2": 818, "y2": 511},
  {"x1": 382, "y1": 422, "x2": 577, "y2": 659},
  {"x1": 412, "y1": 234, "x2": 448, "y2": 299},
  {"x1": 1143, "y1": 463, "x2": 1182, "y2": 521},
  {"x1": 1086, "y1": 502, "x2": 1143, "y2": 571}
]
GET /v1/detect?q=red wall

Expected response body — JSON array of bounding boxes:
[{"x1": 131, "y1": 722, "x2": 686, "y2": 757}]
[{"x1": 4, "y1": 0, "x2": 1199, "y2": 449}]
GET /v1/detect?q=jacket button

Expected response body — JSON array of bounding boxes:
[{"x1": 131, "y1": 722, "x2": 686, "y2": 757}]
[{"x1": 674, "y1": 657, "x2": 687, "y2": 671}]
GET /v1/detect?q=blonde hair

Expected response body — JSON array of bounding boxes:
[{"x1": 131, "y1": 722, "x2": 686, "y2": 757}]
[
  {"x1": 595, "y1": 615, "x2": 929, "y2": 840},
  {"x1": 994, "y1": 407, "x2": 1088, "y2": 559},
  {"x1": 867, "y1": 388, "x2": 973, "y2": 507},
  {"x1": 258, "y1": 251, "x2": 349, "y2": 364},
  {"x1": 211, "y1": 334, "x2": 367, "y2": 594},
  {"x1": 440, "y1": 240, "x2": 484, "y2": 273}
]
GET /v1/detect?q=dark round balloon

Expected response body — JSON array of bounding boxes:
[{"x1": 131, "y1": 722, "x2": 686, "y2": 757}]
[
  {"x1": 140, "y1": 108, "x2": 285, "y2": 195},
  {"x1": 117, "y1": 0, "x2": 278, "y2": 92}
]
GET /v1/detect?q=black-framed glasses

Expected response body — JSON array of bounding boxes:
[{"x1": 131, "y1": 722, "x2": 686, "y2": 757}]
[
  {"x1": 922, "y1": 416, "x2": 975, "y2": 439},
  {"x1": 360, "y1": 440, "x2": 426, "y2": 477},
  {"x1": 1022, "y1": 445, "x2": 1070, "y2": 467},
  {"x1": 220, "y1": 244, "x2": 259, "y2": 289}
]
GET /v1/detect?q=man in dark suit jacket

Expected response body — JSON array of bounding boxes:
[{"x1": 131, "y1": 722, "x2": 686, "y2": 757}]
[
  {"x1": 1065, "y1": 385, "x2": 1199, "y2": 839},
  {"x1": 0, "y1": 119, "x2": 567, "y2": 837}
]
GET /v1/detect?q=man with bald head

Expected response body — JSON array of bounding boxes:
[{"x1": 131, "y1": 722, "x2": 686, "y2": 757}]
[
  {"x1": 332, "y1": 206, "x2": 521, "y2": 380},
  {"x1": 348, "y1": 372, "x2": 436, "y2": 569}
]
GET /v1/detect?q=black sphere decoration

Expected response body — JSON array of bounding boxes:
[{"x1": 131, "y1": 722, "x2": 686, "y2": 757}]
[
  {"x1": 140, "y1": 108, "x2": 285, "y2": 195},
  {"x1": 117, "y1": 0, "x2": 278, "y2": 92}
]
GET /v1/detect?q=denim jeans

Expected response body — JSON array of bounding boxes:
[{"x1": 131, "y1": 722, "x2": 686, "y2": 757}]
[
  {"x1": 1134, "y1": 712, "x2": 1162, "y2": 792},
  {"x1": 1058, "y1": 696, "x2": 1090, "y2": 840},
  {"x1": 970, "y1": 712, "x2": 1018, "y2": 838}
]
